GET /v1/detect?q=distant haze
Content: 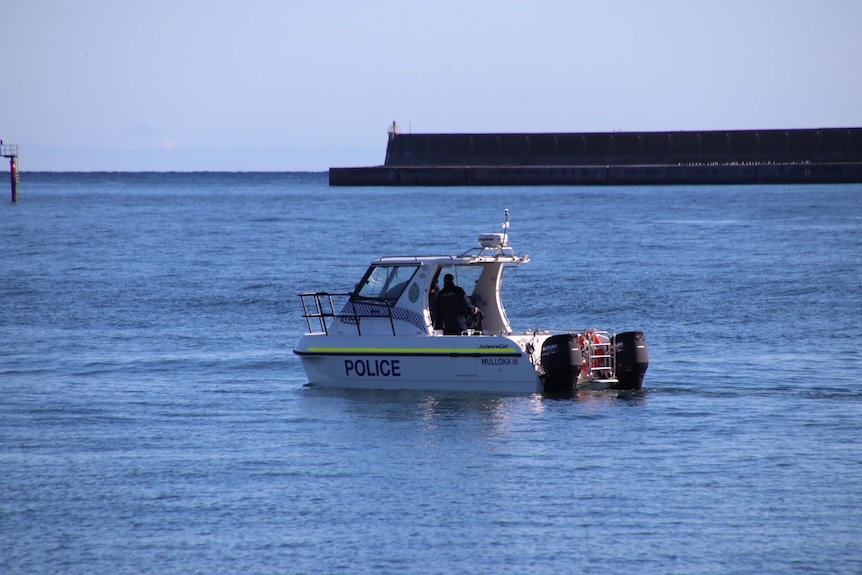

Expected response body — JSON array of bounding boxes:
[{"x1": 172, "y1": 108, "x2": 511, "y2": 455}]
[{"x1": 2, "y1": 0, "x2": 860, "y2": 171}]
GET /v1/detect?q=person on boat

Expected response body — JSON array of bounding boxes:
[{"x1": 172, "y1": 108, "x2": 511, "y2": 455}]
[
  {"x1": 429, "y1": 278, "x2": 440, "y2": 330},
  {"x1": 437, "y1": 273, "x2": 478, "y2": 335}
]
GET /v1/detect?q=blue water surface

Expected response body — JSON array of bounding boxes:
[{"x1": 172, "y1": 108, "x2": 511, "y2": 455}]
[{"x1": 1, "y1": 173, "x2": 861, "y2": 574}]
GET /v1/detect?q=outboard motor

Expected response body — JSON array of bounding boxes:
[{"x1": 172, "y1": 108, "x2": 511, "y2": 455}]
[
  {"x1": 611, "y1": 331, "x2": 649, "y2": 390},
  {"x1": 540, "y1": 334, "x2": 582, "y2": 395}
]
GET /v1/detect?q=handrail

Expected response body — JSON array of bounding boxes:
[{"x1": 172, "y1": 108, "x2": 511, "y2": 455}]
[
  {"x1": 298, "y1": 292, "x2": 398, "y2": 336},
  {"x1": 581, "y1": 329, "x2": 615, "y2": 381}
]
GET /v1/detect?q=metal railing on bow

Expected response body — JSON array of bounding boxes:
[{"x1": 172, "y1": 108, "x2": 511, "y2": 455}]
[{"x1": 299, "y1": 292, "x2": 397, "y2": 336}]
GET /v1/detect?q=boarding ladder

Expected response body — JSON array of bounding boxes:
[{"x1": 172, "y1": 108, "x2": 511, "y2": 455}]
[{"x1": 582, "y1": 330, "x2": 614, "y2": 380}]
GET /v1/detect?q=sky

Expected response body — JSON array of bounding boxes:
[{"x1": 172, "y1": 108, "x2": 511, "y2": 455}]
[{"x1": 2, "y1": 0, "x2": 860, "y2": 171}]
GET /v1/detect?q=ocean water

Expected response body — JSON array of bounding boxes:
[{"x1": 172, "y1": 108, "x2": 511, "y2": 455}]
[{"x1": 1, "y1": 172, "x2": 861, "y2": 574}]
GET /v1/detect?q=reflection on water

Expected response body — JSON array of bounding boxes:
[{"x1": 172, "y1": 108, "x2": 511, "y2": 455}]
[{"x1": 301, "y1": 384, "x2": 650, "y2": 442}]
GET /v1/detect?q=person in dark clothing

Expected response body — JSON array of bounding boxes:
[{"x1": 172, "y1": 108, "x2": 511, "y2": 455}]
[
  {"x1": 436, "y1": 273, "x2": 477, "y2": 335},
  {"x1": 429, "y1": 279, "x2": 440, "y2": 330}
]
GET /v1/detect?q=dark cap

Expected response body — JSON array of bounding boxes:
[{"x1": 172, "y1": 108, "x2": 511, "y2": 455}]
[{"x1": 443, "y1": 273, "x2": 454, "y2": 282}]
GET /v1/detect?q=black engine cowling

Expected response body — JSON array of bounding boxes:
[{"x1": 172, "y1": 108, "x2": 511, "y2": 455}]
[
  {"x1": 611, "y1": 331, "x2": 649, "y2": 390},
  {"x1": 540, "y1": 334, "x2": 582, "y2": 395}
]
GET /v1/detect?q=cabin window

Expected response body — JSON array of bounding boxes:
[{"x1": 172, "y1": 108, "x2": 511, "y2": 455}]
[
  {"x1": 437, "y1": 265, "x2": 484, "y2": 298},
  {"x1": 354, "y1": 264, "x2": 420, "y2": 303}
]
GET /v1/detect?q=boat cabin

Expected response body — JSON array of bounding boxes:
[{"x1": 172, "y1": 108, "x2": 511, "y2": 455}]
[{"x1": 300, "y1": 234, "x2": 530, "y2": 337}]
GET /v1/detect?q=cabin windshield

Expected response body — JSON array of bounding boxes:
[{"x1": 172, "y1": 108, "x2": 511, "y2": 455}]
[{"x1": 354, "y1": 264, "x2": 420, "y2": 303}]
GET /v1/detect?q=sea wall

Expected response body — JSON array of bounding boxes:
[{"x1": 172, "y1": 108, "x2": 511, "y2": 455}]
[{"x1": 330, "y1": 127, "x2": 862, "y2": 186}]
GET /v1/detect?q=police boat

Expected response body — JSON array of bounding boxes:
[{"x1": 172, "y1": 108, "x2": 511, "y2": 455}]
[{"x1": 293, "y1": 211, "x2": 648, "y2": 394}]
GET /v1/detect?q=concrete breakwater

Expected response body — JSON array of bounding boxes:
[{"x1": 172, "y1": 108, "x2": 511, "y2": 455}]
[{"x1": 329, "y1": 127, "x2": 862, "y2": 186}]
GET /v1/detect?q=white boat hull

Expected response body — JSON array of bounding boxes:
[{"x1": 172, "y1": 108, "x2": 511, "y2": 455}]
[{"x1": 294, "y1": 333, "x2": 544, "y2": 393}]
